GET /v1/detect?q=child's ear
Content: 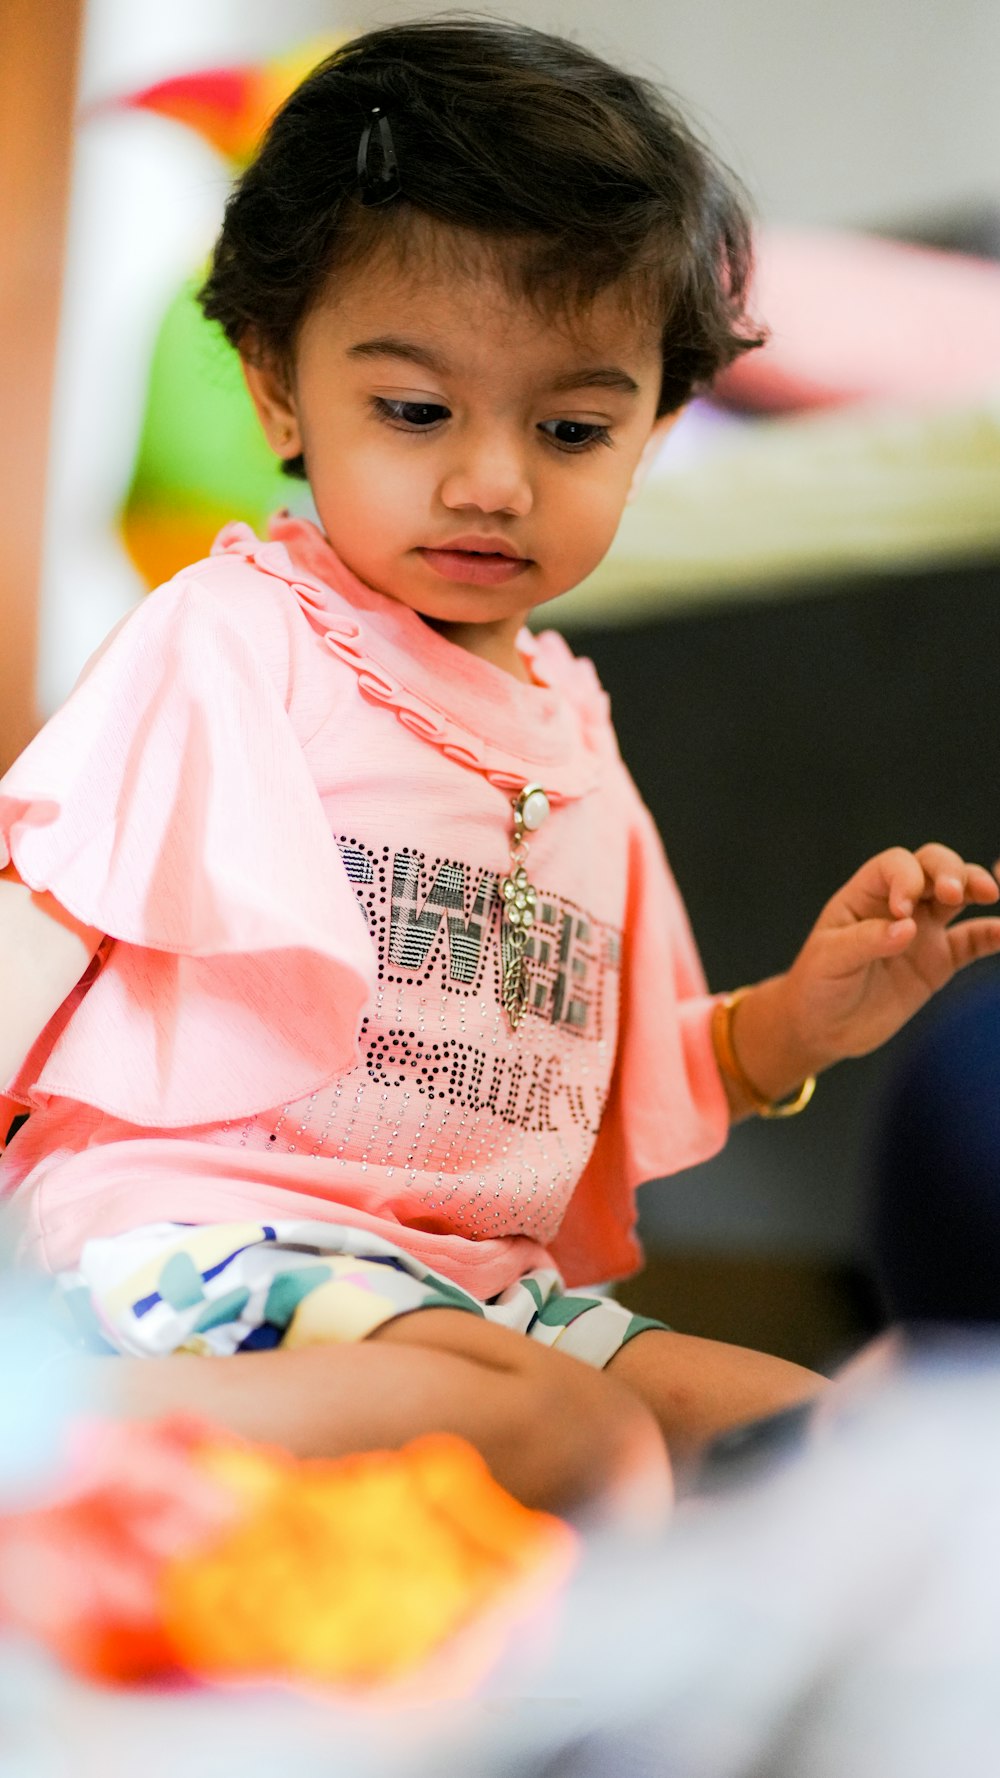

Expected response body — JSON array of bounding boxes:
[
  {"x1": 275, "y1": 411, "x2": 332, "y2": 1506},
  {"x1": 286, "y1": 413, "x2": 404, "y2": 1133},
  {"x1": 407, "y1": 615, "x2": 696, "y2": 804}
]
[
  {"x1": 240, "y1": 348, "x2": 303, "y2": 463},
  {"x1": 626, "y1": 410, "x2": 684, "y2": 504}
]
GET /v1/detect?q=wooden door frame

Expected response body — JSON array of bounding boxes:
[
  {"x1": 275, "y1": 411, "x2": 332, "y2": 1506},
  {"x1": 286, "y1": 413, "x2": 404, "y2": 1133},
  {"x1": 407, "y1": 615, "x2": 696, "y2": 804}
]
[{"x1": 0, "y1": 0, "x2": 84, "y2": 771}]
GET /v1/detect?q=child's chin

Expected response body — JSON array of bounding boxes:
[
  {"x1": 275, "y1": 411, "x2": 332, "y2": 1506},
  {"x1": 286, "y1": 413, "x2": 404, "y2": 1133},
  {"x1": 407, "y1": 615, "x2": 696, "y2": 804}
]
[{"x1": 401, "y1": 584, "x2": 534, "y2": 627}]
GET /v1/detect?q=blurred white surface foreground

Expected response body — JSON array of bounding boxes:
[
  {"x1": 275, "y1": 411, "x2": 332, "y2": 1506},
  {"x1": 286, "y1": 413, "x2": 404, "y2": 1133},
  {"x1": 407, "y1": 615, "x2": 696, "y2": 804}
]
[{"x1": 3, "y1": 1312, "x2": 1000, "y2": 1775}]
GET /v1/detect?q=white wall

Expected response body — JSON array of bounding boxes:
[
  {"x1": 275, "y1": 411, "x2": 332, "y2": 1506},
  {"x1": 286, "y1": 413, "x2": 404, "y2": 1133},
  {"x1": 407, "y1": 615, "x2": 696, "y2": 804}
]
[
  {"x1": 77, "y1": 0, "x2": 1000, "y2": 256},
  {"x1": 343, "y1": 0, "x2": 1000, "y2": 228},
  {"x1": 42, "y1": 0, "x2": 998, "y2": 711}
]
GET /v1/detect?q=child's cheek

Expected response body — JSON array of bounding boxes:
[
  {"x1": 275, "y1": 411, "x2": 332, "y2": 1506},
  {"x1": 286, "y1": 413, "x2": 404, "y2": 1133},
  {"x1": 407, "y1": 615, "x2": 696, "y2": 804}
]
[
  {"x1": 561, "y1": 477, "x2": 629, "y2": 566},
  {"x1": 317, "y1": 444, "x2": 420, "y2": 549}
]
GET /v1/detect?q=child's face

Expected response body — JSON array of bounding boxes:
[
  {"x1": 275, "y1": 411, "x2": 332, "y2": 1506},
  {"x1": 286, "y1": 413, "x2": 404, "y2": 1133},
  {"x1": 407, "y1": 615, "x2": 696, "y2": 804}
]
[{"x1": 245, "y1": 231, "x2": 665, "y2": 654}]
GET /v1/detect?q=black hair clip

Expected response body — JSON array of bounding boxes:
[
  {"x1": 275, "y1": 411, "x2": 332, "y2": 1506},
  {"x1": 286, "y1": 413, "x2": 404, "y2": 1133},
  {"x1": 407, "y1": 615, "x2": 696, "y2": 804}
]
[{"x1": 357, "y1": 107, "x2": 401, "y2": 207}]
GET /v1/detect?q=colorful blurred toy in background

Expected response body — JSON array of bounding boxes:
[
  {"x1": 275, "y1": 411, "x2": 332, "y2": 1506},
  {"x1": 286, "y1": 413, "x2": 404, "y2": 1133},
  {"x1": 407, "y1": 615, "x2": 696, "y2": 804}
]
[{"x1": 95, "y1": 42, "x2": 340, "y2": 592}]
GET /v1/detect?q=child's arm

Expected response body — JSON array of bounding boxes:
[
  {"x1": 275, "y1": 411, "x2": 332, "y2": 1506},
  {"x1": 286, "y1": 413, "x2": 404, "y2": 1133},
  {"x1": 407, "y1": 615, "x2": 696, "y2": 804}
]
[
  {"x1": 0, "y1": 862, "x2": 104, "y2": 1092},
  {"x1": 715, "y1": 844, "x2": 1000, "y2": 1117}
]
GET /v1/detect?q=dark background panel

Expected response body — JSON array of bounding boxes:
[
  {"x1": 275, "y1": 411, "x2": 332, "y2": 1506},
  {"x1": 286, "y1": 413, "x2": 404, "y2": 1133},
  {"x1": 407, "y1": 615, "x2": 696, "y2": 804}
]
[{"x1": 559, "y1": 556, "x2": 1000, "y2": 1353}]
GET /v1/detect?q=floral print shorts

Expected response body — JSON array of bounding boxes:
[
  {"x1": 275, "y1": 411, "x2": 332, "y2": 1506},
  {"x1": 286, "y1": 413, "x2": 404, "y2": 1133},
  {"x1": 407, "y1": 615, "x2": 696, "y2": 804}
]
[{"x1": 55, "y1": 1220, "x2": 667, "y2": 1370}]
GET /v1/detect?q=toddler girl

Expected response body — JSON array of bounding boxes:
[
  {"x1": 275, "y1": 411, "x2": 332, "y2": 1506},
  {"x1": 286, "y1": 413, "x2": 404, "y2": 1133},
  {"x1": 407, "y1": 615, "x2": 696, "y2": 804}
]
[{"x1": 2, "y1": 20, "x2": 998, "y2": 1515}]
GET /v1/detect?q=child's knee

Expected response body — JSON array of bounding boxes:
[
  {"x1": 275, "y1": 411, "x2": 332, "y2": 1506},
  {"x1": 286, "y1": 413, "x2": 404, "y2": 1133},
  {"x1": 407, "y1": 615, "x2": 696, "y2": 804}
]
[
  {"x1": 374, "y1": 1308, "x2": 672, "y2": 1521},
  {"x1": 531, "y1": 1348, "x2": 674, "y2": 1527}
]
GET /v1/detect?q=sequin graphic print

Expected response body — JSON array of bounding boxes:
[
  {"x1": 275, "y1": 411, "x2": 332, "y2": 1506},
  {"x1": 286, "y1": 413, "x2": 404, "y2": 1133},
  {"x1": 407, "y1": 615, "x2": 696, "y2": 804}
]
[
  {"x1": 339, "y1": 838, "x2": 619, "y2": 1041},
  {"x1": 211, "y1": 836, "x2": 623, "y2": 1248},
  {"x1": 388, "y1": 853, "x2": 497, "y2": 985}
]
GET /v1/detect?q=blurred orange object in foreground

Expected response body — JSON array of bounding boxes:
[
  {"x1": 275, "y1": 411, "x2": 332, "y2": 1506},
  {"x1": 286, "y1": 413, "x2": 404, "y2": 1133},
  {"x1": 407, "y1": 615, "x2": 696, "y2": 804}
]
[
  {"x1": 0, "y1": 1417, "x2": 234, "y2": 1681},
  {"x1": 0, "y1": 1418, "x2": 575, "y2": 1693},
  {"x1": 167, "y1": 1432, "x2": 575, "y2": 1689}
]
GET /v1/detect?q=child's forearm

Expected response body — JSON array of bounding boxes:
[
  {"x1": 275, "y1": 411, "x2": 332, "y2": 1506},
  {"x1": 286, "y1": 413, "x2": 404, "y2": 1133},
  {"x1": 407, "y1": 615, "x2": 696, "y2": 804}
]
[
  {"x1": 716, "y1": 973, "x2": 820, "y2": 1121},
  {"x1": 0, "y1": 864, "x2": 104, "y2": 1100}
]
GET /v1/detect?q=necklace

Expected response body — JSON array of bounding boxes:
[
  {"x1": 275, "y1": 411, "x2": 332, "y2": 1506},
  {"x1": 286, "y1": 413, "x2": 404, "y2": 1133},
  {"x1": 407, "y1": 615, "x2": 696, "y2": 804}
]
[{"x1": 500, "y1": 782, "x2": 550, "y2": 1030}]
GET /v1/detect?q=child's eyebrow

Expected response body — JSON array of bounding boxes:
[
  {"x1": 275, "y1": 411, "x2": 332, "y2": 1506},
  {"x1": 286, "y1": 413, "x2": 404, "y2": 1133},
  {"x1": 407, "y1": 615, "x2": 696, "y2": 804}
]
[
  {"x1": 548, "y1": 366, "x2": 641, "y2": 397},
  {"x1": 346, "y1": 336, "x2": 448, "y2": 374},
  {"x1": 346, "y1": 336, "x2": 641, "y2": 397}
]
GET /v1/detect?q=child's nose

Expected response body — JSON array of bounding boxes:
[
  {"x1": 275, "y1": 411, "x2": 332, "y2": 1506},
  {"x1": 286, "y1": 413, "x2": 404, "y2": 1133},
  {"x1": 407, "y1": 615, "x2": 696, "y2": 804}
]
[{"x1": 438, "y1": 430, "x2": 533, "y2": 518}]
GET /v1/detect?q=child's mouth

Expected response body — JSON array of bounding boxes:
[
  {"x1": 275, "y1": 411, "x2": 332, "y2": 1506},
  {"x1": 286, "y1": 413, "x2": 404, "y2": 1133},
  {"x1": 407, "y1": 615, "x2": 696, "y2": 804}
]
[{"x1": 417, "y1": 547, "x2": 531, "y2": 587}]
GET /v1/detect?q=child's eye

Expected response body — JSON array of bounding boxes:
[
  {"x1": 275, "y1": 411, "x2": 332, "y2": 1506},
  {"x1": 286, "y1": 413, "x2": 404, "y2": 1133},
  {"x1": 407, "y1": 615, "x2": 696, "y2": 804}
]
[
  {"x1": 371, "y1": 397, "x2": 450, "y2": 430},
  {"x1": 539, "y1": 420, "x2": 612, "y2": 453}
]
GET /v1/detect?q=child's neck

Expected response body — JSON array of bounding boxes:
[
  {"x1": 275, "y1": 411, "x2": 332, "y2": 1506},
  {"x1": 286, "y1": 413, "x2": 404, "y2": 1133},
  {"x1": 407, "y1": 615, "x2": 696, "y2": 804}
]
[{"x1": 421, "y1": 614, "x2": 535, "y2": 684}]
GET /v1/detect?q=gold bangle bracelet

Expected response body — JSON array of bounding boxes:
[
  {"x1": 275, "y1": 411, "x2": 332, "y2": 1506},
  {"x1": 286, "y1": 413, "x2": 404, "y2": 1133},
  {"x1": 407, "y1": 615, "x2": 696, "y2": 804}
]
[{"x1": 711, "y1": 988, "x2": 816, "y2": 1119}]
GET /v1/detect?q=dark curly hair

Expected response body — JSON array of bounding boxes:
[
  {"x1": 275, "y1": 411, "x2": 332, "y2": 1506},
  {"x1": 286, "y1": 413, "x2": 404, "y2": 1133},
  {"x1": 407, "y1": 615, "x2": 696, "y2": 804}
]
[{"x1": 199, "y1": 18, "x2": 765, "y2": 479}]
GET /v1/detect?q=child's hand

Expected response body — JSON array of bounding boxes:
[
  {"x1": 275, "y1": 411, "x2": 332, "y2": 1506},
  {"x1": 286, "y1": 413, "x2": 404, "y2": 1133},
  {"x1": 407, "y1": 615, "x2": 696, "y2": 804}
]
[{"x1": 784, "y1": 844, "x2": 1000, "y2": 1068}]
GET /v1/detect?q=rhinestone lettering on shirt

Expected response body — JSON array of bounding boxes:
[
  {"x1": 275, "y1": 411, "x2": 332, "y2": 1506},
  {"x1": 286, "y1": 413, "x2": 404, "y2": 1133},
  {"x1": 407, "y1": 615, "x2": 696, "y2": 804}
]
[
  {"x1": 339, "y1": 838, "x2": 619, "y2": 1040},
  {"x1": 212, "y1": 833, "x2": 623, "y2": 1246}
]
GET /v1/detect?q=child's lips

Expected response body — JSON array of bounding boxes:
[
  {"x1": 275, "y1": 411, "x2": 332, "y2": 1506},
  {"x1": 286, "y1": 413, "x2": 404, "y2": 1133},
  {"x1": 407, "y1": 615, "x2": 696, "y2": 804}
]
[{"x1": 417, "y1": 546, "x2": 532, "y2": 587}]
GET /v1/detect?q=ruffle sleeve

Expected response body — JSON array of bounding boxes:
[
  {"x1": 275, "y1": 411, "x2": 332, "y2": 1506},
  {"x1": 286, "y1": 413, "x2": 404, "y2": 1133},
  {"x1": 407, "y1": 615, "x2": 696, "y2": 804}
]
[
  {"x1": 0, "y1": 564, "x2": 376, "y2": 1126},
  {"x1": 549, "y1": 780, "x2": 730, "y2": 1287}
]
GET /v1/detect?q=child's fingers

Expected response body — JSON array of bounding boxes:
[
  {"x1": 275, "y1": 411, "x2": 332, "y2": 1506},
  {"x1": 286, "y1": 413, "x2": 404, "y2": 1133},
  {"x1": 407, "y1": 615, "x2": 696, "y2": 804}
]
[
  {"x1": 837, "y1": 847, "x2": 926, "y2": 924},
  {"x1": 825, "y1": 913, "x2": 917, "y2": 973},
  {"x1": 949, "y1": 916, "x2": 1000, "y2": 971},
  {"x1": 823, "y1": 848, "x2": 997, "y2": 966},
  {"x1": 909, "y1": 842, "x2": 978, "y2": 907},
  {"x1": 962, "y1": 864, "x2": 1000, "y2": 905},
  {"x1": 880, "y1": 845, "x2": 999, "y2": 922}
]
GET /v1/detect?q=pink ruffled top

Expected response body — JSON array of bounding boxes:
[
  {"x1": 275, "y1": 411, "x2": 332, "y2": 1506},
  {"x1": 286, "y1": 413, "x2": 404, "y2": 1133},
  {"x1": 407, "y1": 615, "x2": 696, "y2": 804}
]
[{"x1": 0, "y1": 518, "x2": 728, "y2": 1292}]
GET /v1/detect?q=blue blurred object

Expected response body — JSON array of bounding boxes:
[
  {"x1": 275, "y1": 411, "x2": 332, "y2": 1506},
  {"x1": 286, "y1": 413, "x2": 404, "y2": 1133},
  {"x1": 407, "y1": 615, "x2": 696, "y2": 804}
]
[
  {"x1": 0, "y1": 1271, "x2": 77, "y2": 1506},
  {"x1": 870, "y1": 972, "x2": 1000, "y2": 1326}
]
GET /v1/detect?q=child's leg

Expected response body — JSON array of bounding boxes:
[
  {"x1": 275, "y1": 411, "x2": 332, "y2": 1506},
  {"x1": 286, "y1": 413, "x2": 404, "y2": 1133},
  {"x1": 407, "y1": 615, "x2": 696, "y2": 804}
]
[
  {"x1": 607, "y1": 1330, "x2": 824, "y2": 1476},
  {"x1": 76, "y1": 1308, "x2": 671, "y2": 1522}
]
